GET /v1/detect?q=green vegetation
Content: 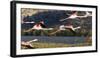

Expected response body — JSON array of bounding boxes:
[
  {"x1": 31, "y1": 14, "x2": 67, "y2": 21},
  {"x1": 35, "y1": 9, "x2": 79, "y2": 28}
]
[
  {"x1": 21, "y1": 29, "x2": 92, "y2": 36},
  {"x1": 21, "y1": 42, "x2": 92, "y2": 49}
]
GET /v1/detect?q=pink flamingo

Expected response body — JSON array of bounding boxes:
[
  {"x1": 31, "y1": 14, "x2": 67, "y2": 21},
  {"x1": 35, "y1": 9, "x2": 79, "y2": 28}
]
[{"x1": 60, "y1": 11, "x2": 92, "y2": 21}]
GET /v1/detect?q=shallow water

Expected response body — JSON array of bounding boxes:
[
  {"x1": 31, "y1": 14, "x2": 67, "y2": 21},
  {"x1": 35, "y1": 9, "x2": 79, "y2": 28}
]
[{"x1": 21, "y1": 36, "x2": 88, "y2": 44}]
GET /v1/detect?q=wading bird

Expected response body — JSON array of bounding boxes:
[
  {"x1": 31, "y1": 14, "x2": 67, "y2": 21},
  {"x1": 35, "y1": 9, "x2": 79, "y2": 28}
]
[
  {"x1": 23, "y1": 21, "x2": 46, "y2": 32},
  {"x1": 50, "y1": 25, "x2": 81, "y2": 35},
  {"x1": 60, "y1": 11, "x2": 92, "y2": 21},
  {"x1": 21, "y1": 39, "x2": 38, "y2": 48}
]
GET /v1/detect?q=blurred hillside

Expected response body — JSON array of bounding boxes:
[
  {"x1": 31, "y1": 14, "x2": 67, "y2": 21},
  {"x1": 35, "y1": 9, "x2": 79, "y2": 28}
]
[{"x1": 21, "y1": 8, "x2": 92, "y2": 31}]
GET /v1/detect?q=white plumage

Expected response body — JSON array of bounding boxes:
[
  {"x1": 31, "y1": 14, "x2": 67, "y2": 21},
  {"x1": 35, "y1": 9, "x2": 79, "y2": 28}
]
[
  {"x1": 60, "y1": 25, "x2": 81, "y2": 31},
  {"x1": 60, "y1": 11, "x2": 92, "y2": 21}
]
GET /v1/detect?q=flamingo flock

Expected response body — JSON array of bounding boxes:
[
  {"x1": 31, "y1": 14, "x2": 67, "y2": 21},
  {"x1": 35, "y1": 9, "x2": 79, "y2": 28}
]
[
  {"x1": 22, "y1": 11, "x2": 91, "y2": 35},
  {"x1": 21, "y1": 11, "x2": 92, "y2": 49},
  {"x1": 21, "y1": 11, "x2": 92, "y2": 48}
]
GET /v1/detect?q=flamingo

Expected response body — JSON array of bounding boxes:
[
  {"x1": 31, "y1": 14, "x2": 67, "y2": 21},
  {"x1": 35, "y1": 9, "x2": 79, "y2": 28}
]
[
  {"x1": 21, "y1": 39, "x2": 38, "y2": 48},
  {"x1": 23, "y1": 21, "x2": 46, "y2": 32},
  {"x1": 50, "y1": 25, "x2": 81, "y2": 35},
  {"x1": 60, "y1": 11, "x2": 92, "y2": 21}
]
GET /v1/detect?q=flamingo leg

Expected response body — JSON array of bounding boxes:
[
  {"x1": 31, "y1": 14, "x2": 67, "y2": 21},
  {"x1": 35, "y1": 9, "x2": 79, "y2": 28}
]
[{"x1": 49, "y1": 29, "x2": 61, "y2": 35}]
